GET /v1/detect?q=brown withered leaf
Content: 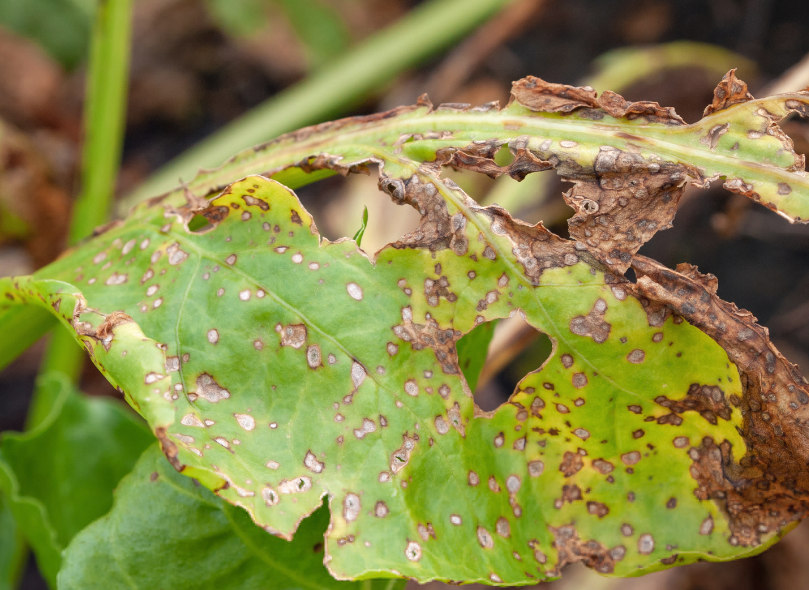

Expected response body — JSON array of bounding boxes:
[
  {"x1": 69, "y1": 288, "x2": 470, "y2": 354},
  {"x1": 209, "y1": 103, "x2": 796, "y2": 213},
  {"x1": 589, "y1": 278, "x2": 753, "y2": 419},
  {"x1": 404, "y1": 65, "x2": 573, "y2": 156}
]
[
  {"x1": 632, "y1": 256, "x2": 809, "y2": 546},
  {"x1": 596, "y1": 90, "x2": 685, "y2": 125},
  {"x1": 703, "y1": 68, "x2": 755, "y2": 117},
  {"x1": 510, "y1": 75, "x2": 598, "y2": 112},
  {"x1": 562, "y1": 147, "x2": 694, "y2": 271},
  {"x1": 434, "y1": 139, "x2": 554, "y2": 181}
]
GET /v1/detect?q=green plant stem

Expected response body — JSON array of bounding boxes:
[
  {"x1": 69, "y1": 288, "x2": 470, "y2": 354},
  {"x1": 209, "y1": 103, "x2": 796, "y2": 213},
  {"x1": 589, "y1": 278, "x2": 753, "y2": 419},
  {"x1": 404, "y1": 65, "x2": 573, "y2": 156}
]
[
  {"x1": 29, "y1": 0, "x2": 133, "y2": 428},
  {"x1": 69, "y1": 0, "x2": 133, "y2": 244},
  {"x1": 121, "y1": 0, "x2": 517, "y2": 210}
]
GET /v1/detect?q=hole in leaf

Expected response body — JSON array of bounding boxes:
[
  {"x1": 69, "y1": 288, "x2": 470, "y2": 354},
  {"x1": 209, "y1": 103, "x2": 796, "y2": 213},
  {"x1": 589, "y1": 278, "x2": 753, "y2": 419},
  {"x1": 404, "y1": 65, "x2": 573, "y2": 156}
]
[
  {"x1": 188, "y1": 214, "x2": 213, "y2": 233},
  {"x1": 494, "y1": 144, "x2": 515, "y2": 167},
  {"x1": 459, "y1": 316, "x2": 552, "y2": 412},
  {"x1": 312, "y1": 168, "x2": 420, "y2": 254}
]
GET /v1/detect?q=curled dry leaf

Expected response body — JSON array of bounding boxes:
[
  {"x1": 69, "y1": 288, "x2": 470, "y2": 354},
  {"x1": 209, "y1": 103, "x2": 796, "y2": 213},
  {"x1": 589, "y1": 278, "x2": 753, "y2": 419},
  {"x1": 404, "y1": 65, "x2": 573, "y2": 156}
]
[{"x1": 3, "y1": 73, "x2": 809, "y2": 586}]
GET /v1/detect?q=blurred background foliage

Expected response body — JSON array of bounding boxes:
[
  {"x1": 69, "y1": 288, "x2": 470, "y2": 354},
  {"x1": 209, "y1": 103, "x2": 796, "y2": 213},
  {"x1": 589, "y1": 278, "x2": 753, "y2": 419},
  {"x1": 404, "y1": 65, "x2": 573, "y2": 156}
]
[{"x1": 2, "y1": 0, "x2": 809, "y2": 589}]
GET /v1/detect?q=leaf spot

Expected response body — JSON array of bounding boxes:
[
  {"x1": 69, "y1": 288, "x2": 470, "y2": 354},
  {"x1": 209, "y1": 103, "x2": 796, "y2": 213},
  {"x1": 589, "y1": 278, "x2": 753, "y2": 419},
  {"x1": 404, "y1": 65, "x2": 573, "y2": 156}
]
[
  {"x1": 343, "y1": 493, "x2": 361, "y2": 521},
  {"x1": 405, "y1": 541, "x2": 422, "y2": 562},
  {"x1": 638, "y1": 533, "x2": 655, "y2": 554},
  {"x1": 346, "y1": 282, "x2": 363, "y2": 300},
  {"x1": 627, "y1": 349, "x2": 646, "y2": 363},
  {"x1": 477, "y1": 526, "x2": 494, "y2": 549},
  {"x1": 262, "y1": 487, "x2": 279, "y2": 506},
  {"x1": 307, "y1": 345, "x2": 322, "y2": 369},
  {"x1": 304, "y1": 450, "x2": 324, "y2": 473},
  {"x1": 195, "y1": 373, "x2": 230, "y2": 402},
  {"x1": 572, "y1": 373, "x2": 588, "y2": 388},
  {"x1": 234, "y1": 413, "x2": 255, "y2": 431},
  {"x1": 404, "y1": 379, "x2": 419, "y2": 396},
  {"x1": 621, "y1": 451, "x2": 641, "y2": 465}
]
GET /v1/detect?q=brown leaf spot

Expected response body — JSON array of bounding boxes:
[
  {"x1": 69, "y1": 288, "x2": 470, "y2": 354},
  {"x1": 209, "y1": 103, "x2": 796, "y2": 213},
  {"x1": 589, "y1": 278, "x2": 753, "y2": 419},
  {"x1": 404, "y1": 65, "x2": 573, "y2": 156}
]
[
  {"x1": 306, "y1": 345, "x2": 321, "y2": 369},
  {"x1": 703, "y1": 69, "x2": 754, "y2": 117},
  {"x1": 587, "y1": 501, "x2": 610, "y2": 518},
  {"x1": 548, "y1": 525, "x2": 615, "y2": 576},
  {"x1": 621, "y1": 451, "x2": 641, "y2": 466},
  {"x1": 638, "y1": 533, "x2": 655, "y2": 555},
  {"x1": 194, "y1": 373, "x2": 230, "y2": 402},
  {"x1": 592, "y1": 459, "x2": 614, "y2": 474},
  {"x1": 477, "y1": 526, "x2": 494, "y2": 549},
  {"x1": 569, "y1": 298, "x2": 611, "y2": 343},
  {"x1": 560, "y1": 451, "x2": 584, "y2": 476},
  {"x1": 626, "y1": 349, "x2": 645, "y2": 364},
  {"x1": 280, "y1": 324, "x2": 307, "y2": 349}
]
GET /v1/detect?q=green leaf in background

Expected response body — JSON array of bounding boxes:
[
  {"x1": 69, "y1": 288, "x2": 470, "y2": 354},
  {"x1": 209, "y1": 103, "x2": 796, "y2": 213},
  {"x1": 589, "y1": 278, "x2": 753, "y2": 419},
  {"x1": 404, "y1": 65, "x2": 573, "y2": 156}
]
[
  {"x1": 352, "y1": 206, "x2": 368, "y2": 247},
  {"x1": 0, "y1": 374, "x2": 153, "y2": 586},
  {"x1": 204, "y1": 0, "x2": 269, "y2": 38},
  {"x1": 277, "y1": 0, "x2": 350, "y2": 68},
  {"x1": 59, "y1": 444, "x2": 405, "y2": 590},
  {"x1": 0, "y1": 0, "x2": 95, "y2": 69},
  {"x1": 0, "y1": 494, "x2": 25, "y2": 590},
  {"x1": 456, "y1": 320, "x2": 496, "y2": 393}
]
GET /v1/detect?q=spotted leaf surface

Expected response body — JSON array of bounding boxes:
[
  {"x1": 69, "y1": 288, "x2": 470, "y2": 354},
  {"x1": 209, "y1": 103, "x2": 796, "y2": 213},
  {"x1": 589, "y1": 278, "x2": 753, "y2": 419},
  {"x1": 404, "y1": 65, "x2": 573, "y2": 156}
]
[
  {"x1": 4, "y1": 74, "x2": 809, "y2": 586},
  {"x1": 0, "y1": 172, "x2": 791, "y2": 585}
]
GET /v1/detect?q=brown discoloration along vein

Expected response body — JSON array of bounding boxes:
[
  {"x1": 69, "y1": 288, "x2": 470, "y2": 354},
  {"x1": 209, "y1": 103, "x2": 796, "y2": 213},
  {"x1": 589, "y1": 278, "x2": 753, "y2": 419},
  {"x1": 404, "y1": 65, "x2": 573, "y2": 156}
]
[{"x1": 632, "y1": 256, "x2": 809, "y2": 545}]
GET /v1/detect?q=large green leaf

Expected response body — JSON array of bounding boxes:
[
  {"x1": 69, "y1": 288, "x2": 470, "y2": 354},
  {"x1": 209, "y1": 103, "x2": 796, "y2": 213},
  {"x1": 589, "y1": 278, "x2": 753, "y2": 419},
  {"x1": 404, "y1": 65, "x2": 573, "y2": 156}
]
[
  {"x1": 0, "y1": 374, "x2": 153, "y2": 585},
  {"x1": 59, "y1": 444, "x2": 404, "y2": 590},
  {"x1": 3, "y1": 75, "x2": 809, "y2": 585}
]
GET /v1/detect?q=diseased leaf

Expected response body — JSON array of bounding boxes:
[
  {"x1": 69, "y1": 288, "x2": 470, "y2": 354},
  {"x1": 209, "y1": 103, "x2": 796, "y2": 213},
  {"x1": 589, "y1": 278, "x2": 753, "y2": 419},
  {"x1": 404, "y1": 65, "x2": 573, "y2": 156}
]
[
  {"x1": 0, "y1": 175, "x2": 781, "y2": 583},
  {"x1": 0, "y1": 374, "x2": 153, "y2": 585},
  {"x1": 59, "y1": 444, "x2": 403, "y2": 590},
  {"x1": 3, "y1": 74, "x2": 809, "y2": 585}
]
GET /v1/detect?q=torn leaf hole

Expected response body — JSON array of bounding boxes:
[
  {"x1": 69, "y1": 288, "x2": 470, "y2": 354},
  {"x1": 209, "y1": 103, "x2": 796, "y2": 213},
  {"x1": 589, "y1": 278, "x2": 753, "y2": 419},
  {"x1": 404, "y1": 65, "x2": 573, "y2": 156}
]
[
  {"x1": 460, "y1": 315, "x2": 552, "y2": 412},
  {"x1": 188, "y1": 214, "x2": 213, "y2": 233}
]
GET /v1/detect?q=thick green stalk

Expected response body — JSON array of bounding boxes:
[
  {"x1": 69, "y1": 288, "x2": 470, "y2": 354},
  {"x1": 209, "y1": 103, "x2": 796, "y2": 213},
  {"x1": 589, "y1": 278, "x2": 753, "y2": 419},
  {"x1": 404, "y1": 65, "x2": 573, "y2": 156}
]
[
  {"x1": 69, "y1": 0, "x2": 132, "y2": 243},
  {"x1": 121, "y1": 0, "x2": 516, "y2": 210},
  {"x1": 28, "y1": 0, "x2": 133, "y2": 428}
]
